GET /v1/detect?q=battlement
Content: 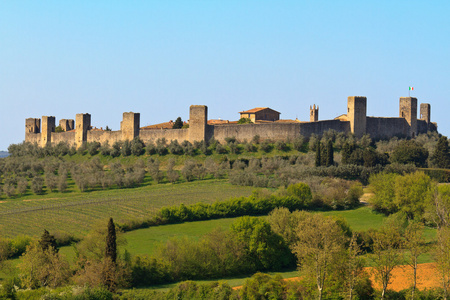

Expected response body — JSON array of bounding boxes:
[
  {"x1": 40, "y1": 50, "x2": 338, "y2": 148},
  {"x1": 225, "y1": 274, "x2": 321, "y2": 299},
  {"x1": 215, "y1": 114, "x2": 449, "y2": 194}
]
[{"x1": 25, "y1": 96, "x2": 437, "y2": 148}]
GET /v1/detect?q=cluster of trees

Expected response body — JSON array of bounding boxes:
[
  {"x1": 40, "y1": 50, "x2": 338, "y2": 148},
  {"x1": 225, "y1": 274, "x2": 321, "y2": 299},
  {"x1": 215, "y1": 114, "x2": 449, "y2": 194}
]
[{"x1": 0, "y1": 218, "x2": 128, "y2": 299}]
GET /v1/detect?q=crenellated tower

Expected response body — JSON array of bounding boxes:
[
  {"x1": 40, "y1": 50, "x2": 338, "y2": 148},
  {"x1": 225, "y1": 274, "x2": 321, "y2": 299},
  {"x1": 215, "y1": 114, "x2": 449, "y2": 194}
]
[
  {"x1": 399, "y1": 97, "x2": 418, "y2": 137},
  {"x1": 347, "y1": 96, "x2": 367, "y2": 138},
  {"x1": 310, "y1": 104, "x2": 319, "y2": 122}
]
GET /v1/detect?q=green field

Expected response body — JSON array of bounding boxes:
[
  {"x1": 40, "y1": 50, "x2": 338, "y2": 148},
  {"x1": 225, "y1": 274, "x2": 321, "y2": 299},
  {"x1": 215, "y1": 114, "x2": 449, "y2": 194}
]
[{"x1": 0, "y1": 179, "x2": 254, "y2": 238}]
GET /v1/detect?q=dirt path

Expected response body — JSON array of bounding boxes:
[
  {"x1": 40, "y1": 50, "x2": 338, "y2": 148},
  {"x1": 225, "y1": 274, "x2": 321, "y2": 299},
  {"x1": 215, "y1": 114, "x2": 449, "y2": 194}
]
[{"x1": 233, "y1": 263, "x2": 441, "y2": 291}]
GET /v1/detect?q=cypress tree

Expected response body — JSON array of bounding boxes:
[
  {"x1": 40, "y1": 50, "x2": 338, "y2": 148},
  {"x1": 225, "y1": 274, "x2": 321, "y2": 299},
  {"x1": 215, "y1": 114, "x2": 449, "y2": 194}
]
[
  {"x1": 105, "y1": 217, "x2": 117, "y2": 263},
  {"x1": 326, "y1": 140, "x2": 334, "y2": 167},
  {"x1": 39, "y1": 229, "x2": 58, "y2": 253},
  {"x1": 172, "y1": 117, "x2": 184, "y2": 129},
  {"x1": 315, "y1": 140, "x2": 321, "y2": 167}
]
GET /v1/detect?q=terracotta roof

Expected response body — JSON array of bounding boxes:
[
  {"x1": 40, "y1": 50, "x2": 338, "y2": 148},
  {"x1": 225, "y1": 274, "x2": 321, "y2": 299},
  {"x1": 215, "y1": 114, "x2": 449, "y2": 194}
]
[
  {"x1": 334, "y1": 114, "x2": 349, "y2": 122},
  {"x1": 208, "y1": 119, "x2": 230, "y2": 125},
  {"x1": 141, "y1": 120, "x2": 188, "y2": 130},
  {"x1": 239, "y1": 107, "x2": 280, "y2": 114}
]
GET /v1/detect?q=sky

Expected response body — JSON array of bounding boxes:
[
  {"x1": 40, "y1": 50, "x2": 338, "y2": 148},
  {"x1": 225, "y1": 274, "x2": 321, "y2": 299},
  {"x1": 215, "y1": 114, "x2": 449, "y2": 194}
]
[{"x1": 1, "y1": 1, "x2": 449, "y2": 151}]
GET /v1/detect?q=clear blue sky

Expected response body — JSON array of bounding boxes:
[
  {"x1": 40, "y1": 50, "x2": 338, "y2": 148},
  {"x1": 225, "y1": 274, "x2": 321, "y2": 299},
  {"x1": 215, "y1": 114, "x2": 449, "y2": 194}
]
[{"x1": 1, "y1": 1, "x2": 449, "y2": 151}]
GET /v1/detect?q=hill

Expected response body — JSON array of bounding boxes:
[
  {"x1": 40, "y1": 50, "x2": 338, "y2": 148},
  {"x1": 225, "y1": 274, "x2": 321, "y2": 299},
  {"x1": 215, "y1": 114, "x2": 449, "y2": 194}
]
[{"x1": 0, "y1": 151, "x2": 9, "y2": 158}]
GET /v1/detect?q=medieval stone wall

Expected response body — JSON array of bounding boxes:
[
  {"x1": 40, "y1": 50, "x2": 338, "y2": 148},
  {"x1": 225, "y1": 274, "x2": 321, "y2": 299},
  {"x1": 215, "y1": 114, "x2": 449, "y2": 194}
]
[
  {"x1": 24, "y1": 96, "x2": 438, "y2": 148},
  {"x1": 140, "y1": 129, "x2": 189, "y2": 144},
  {"x1": 51, "y1": 132, "x2": 76, "y2": 145},
  {"x1": 87, "y1": 131, "x2": 123, "y2": 145},
  {"x1": 366, "y1": 117, "x2": 409, "y2": 139}
]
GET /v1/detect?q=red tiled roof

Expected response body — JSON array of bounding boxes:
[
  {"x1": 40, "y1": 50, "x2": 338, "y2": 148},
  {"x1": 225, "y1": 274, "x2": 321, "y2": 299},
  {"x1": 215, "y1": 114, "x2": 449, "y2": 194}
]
[{"x1": 239, "y1": 107, "x2": 280, "y2": 114}]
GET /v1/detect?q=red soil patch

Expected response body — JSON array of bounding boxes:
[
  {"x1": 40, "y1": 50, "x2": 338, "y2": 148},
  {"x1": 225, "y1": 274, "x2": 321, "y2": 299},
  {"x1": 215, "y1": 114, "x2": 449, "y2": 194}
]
[
  {"x1": 367, "y1": 263, "x2": 440, "y2": 291},
  {"x1": 232, "y1": 263, "x2": 440, "y2": 291}
]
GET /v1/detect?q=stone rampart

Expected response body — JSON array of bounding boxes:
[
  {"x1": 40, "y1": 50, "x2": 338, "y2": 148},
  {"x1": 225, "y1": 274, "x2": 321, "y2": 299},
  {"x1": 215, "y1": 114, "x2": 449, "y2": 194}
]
[
  {"x1": 366, "y1": 117, "x2": 409, "y2": 139},
  {"x1": 87, "y1": 131, "x2": 123, "y2": 145},
  {"x1": 51, "y1": 132, "x2": 76, "y2": 145},
  {"x1": 140, "y1": 129, "x2": 189, "y2": 144},
  {"x1": 24, "y1": 96, "x2": 438, "y2": 148}
]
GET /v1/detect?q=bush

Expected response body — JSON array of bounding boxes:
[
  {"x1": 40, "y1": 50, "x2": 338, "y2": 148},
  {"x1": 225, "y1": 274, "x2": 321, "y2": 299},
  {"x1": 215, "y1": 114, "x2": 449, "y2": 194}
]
[{"x1": 260, "y1": 140, "x2": 273, "y2": 153}]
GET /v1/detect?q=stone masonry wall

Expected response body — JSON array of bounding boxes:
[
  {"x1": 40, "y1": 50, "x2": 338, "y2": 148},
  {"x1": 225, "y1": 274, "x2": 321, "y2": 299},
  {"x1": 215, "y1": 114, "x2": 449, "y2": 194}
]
[{"x1": 140, "y1": 129, "x2": 189, "y2": 144}]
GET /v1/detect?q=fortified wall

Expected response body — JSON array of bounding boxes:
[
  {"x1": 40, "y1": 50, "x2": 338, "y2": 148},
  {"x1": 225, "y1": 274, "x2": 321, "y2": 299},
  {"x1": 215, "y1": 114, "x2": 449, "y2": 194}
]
[{"x1": 25, "y1": 96, "x2": 437, "y2": 148}]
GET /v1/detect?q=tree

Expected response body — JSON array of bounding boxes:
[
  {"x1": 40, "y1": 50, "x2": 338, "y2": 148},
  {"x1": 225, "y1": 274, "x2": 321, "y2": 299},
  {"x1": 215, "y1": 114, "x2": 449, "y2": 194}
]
[
  {"x1": 326, "y1": 139, "x2": 334, "y2": 166},
  {"x1": 172, "y1": 117, "x2": 184, "y2": 129},
  {"x1": 370, "y1": 220, "x2": 404, "y2": 300},
  {"x1": 404, "y1": 220, "x2": 426, "y2": 300},
  {"x1": 19, "y1": 240, "x2": 70, "y2": 289},
  {"x1": 237, "y1": 117, "x2": 253, "y2": 124},
  {"x1": 346, "y1": 233, "x2": 365, "y2": 300},
  {"x1": 432, "y1": 136, "x2": 450, "y2": 168},
  {"x1": 394, "y1": 171, "x2": 434, "y2": 220},
  {"x1": 391, "y1": 140, "x2": 429, "y2": 167},
  {"x1": 106, "y1": 217, "x2": 117, "y2": 264},
  {"x1": 39, "y1": 229, "x2": 58, "y2": 253},
  {"x1": 315, "y1": 140, "x2": 322, "y2": 167},
  {"x1": 231, "y1": 216, "x2": 293, "y2": 271},
  {"x1": 293, "y1": 213, "x2": 346, "y2": 300},
  {"x1": 435, "y1": 227, "x2": 450, "y2": 300}
]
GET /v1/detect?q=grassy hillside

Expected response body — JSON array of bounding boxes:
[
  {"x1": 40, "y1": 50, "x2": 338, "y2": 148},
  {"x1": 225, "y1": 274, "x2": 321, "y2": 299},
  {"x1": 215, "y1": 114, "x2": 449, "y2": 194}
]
[{"x1": 0, "y1": 179, "x2": 253, "y2": 238}]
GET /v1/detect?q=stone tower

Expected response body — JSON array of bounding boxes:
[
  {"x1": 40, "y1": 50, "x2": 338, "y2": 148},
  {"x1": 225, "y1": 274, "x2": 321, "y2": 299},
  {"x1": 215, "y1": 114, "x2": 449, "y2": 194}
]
[
  {"x1": 75, "y1": 113, "x2": 91, "y2": 148},
  {"x1": 399, "y1": 97, "x2": 418, "y2": 137},
  {"x1": 310, "y1": 104, "x2": 319, "y2": 122},
  {"x1": 26, "y1": 118, "x2": 41, "y2": 133},
  {"x1": 121, "y1": 112, "x2": 140, "y2": 141},
  {"x1": 41, "y1": 116, "x2": 55, "y2": 147},
  {"x1": 189, "y1": 105, "x2": 208, "y2": 142},
  {"x1": 59, "y1": 119, "x2": 74, "y2": 131},
  {"x1": 420, "y1": 103, "x2": 431, "y2": 123},
  {"x1": 347, "y1": 96, "x2": 367, "y2": 138}
]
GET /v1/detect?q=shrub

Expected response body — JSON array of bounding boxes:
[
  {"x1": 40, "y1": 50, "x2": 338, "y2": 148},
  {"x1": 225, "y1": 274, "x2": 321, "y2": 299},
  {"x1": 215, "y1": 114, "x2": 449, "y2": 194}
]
[{"x1": 260, "y1": 140, "x2": 273, "y2": 153}]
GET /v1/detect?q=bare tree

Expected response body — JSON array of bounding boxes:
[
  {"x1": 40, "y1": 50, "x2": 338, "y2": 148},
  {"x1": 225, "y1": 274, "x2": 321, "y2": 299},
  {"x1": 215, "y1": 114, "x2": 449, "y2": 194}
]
[
  {"x1": 404, "y1": 220, "x2": 426, "y2": 300},
  {"x1": 436, "y1": 227, "x2": 450, "y2": 300},
  {"x1": 370, "y1": 223, "x2": 404, "y2": 300}
]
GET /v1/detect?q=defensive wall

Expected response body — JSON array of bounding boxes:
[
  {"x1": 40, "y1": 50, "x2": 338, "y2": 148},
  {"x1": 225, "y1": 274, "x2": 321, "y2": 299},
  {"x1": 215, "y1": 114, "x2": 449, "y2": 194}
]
[{"x1": 25, "y1": 96, "x2": 437, "y2": 148}]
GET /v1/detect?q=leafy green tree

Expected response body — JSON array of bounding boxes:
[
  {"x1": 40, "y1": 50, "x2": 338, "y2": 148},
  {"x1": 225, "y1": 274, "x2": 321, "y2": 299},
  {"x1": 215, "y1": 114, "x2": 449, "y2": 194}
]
[
  {"x1": 239, "y1": 273, "x2": 284, "y2": 300},
  {"x1": 293, "y1": 213, "x2": 346, "y2": 300},
  {"x1": 106, "y1": 218, "x2": 117, "y2": 264},
  {"x1": 231, "y1": 216, "x2": 293, "y2": 271},
  {"x1": 432, "y1": 136, "x2": 450, "y2": 168},
  {"x1": 394, "y1": 171, "x2": 434, "y2": 219},
  {"x1": 391, "y1": 140, "x2": 429, "y2": 167},
  {"x1": 368, "y1": 173, "x2": 400, "y2": 214},
  {"x1": 19, "y1": 240, "x2": 71, "y2": 289},
  {"x1": 172, "y1": 117, "x2": 184, "y2": 129}
]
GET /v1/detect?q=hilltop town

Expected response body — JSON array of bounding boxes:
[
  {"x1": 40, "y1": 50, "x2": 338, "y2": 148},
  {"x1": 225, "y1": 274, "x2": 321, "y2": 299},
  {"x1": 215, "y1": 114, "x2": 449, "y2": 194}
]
[{"x1": 26, "y1": 96, "x2": 437, "y2": 148}]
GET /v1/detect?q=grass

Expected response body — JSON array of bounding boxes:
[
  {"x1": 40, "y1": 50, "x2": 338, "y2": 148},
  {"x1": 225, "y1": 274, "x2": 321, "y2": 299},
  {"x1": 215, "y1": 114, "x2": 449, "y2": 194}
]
[
  {"x1": 320, "y1": 206, "x2": 386, "y2": 232},
  {"x1": 0, "y1": 179, "x2": 254, "y2": 238}
]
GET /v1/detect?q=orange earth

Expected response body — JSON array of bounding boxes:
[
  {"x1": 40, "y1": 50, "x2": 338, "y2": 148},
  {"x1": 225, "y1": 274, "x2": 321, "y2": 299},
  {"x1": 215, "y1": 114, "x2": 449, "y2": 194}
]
[{"x1": 233, "y1": 263, "x2": 441, "y2": 291}]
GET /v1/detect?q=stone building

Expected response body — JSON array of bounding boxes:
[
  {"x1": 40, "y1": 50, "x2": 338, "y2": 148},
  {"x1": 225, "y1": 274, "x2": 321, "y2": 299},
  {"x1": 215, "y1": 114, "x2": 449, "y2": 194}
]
[{"x1": 239, "y1": 107, "x2": 281, "y2": 123}]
